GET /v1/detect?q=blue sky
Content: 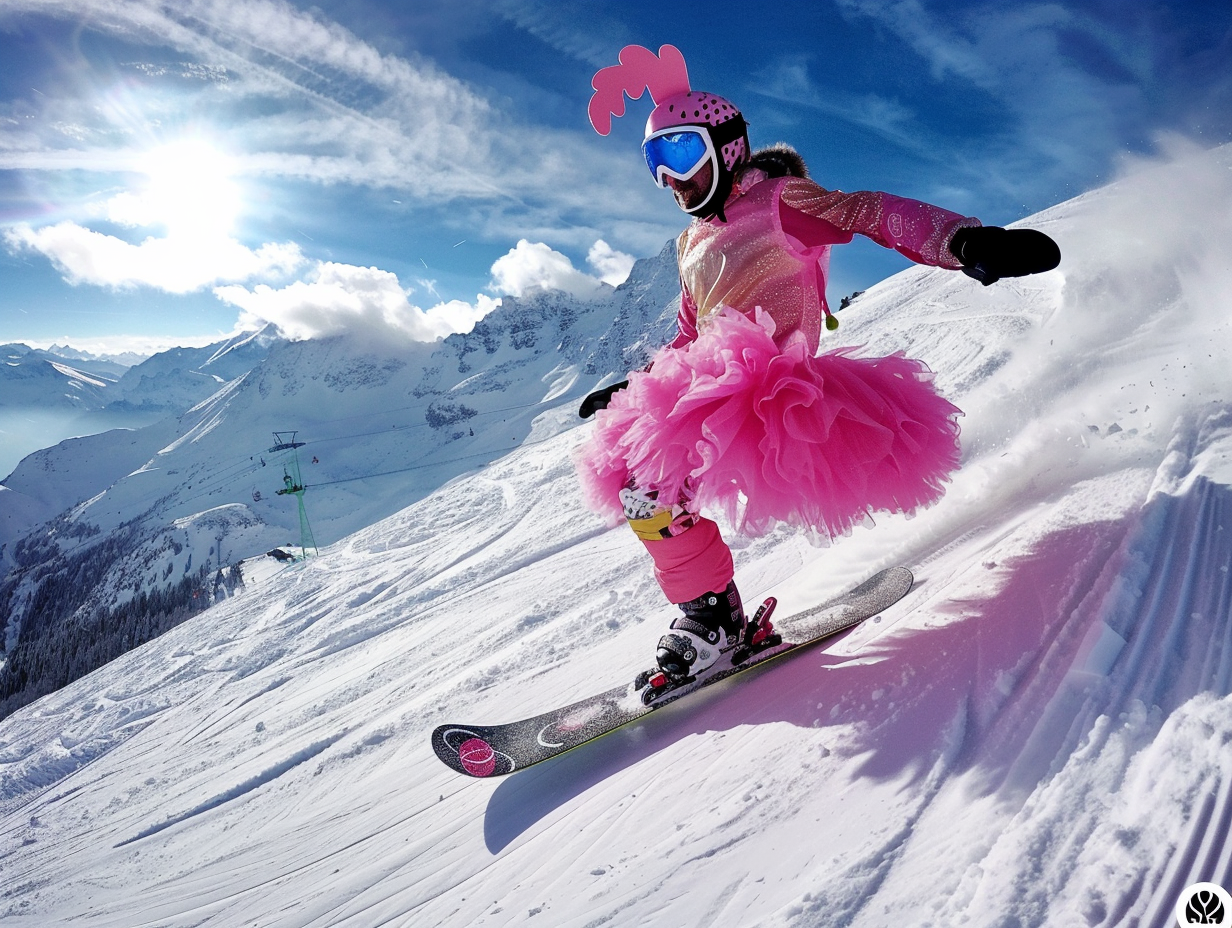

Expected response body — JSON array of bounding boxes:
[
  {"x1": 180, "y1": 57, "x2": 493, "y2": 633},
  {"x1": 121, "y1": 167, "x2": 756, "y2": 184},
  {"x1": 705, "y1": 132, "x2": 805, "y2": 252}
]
[{"x1": 2, "y1": 0, "x2": 1230, "y2": 356}]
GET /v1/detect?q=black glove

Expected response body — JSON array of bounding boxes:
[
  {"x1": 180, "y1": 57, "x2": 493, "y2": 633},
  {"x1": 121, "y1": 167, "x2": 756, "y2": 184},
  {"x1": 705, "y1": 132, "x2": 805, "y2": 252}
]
[
  {"x1": 579, "y1": 380, "x2": 629, "y2": 418},
  {"x1": 948, "y1": 226, "x2": 1060, "y2": 286}
]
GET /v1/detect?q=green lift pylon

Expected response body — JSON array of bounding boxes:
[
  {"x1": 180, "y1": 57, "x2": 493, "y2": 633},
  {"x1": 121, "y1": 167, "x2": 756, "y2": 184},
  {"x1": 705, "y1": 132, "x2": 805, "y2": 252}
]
[{"x1": 271, "y1": 431, "x2": 318, "y2": 560}]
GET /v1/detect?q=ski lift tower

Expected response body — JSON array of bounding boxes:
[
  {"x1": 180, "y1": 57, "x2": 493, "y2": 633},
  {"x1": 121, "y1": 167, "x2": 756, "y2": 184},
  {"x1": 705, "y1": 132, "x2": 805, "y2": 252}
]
[{"x1": 271, "y1": 431, "x2": 318, "y2": 559}]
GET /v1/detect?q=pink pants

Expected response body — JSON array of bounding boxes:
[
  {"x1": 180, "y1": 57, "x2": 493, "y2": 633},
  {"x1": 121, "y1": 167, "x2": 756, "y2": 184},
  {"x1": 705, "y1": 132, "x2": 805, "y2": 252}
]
[{"x1": 641, "y1": 517, "x2": 734, "y2": 604}]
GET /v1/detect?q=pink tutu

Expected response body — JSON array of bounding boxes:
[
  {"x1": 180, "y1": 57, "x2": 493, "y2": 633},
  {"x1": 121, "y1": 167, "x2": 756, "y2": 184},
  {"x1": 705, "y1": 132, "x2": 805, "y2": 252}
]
[{"x1": 575, "y1": 306, "x2": 961, "y2": 538}]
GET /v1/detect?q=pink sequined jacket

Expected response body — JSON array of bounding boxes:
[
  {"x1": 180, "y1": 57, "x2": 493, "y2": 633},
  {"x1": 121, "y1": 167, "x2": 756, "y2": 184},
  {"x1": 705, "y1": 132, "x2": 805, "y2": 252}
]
[{"x1": 670, "y1": 168, "x2": 980, "y2": 354}]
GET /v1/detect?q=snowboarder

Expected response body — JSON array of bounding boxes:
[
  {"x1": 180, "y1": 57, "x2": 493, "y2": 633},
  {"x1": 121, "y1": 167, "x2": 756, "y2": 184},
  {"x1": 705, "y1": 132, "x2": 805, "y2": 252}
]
[{"x1": 575, "y1": 45, "x2": 1059, "y2": 686}]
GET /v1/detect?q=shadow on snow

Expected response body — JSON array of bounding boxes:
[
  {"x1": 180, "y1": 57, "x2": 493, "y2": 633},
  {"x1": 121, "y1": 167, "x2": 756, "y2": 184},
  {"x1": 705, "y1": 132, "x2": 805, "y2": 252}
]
[{"x1": 484, "y1": 477, "x2": 1232, "y2": 857}]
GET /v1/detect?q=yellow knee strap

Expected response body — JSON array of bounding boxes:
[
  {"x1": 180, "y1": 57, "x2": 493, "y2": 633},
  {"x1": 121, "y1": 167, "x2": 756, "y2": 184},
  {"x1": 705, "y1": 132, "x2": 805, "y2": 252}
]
[{"x1": 628, "y1": 509, "x2": 675, "y2": 541}]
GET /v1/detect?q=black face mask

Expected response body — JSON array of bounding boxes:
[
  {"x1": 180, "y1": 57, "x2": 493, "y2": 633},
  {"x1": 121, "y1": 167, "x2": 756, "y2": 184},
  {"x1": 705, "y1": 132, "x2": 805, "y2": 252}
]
[{"x1": 689, "y1": 114, "x2": 748, "y2": 223}]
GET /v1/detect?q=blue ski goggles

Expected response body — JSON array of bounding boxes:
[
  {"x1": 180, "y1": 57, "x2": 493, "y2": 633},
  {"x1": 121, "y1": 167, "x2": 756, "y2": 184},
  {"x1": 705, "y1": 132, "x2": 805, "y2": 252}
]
[{"x1": 642, "y1": 126, "x2": 715, "y2": 188}]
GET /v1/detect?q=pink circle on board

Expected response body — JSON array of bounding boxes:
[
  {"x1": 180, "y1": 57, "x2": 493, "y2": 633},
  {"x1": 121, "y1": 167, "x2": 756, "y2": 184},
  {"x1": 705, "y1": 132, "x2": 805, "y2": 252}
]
[{"x1": 458, "y1": 737, "x2": 497, "y2": 777}]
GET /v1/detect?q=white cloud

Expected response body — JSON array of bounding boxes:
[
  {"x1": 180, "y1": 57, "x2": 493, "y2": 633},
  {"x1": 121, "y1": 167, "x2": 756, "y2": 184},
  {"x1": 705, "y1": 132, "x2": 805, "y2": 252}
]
[
  {"x1": 2, "y1": 131, "x2": 308, "y2": 294},
  {"x1": 0, "y1": 0, "x2": 665, "y2": 244},
  {"x1": 423, "y1": 296, "x2": 503, "y2": 335},
  {"x1": 214, "y1": 262, "x2": 498, "y2": 343},
  {"x1": 587, "y1": 239, "x2": 636, "y2": 287},
  {"x1": 488, "y1": 238, "x2": 634, "y2": 299},
  {"x1": 4, "y1": 221, "x2": 304, "y2": 294},
  {"x1": 489, "y1": 240, "x2": 606, "y2": 299},
  {"x1": 214, "y1": 237, "x2": 635, "y2": 345},
  {"x1": 753, "y1": 57, "x2": 920, "y2": 154},
  {"x1": 491, "y1": 0, "x2": 630, "y2": 68}
]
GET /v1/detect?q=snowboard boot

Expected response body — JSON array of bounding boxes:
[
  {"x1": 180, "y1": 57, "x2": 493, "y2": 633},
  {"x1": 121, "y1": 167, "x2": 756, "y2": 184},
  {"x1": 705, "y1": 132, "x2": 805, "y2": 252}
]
[{"x1": 654, "y1": 581, "x2": 746, "y2": 682}]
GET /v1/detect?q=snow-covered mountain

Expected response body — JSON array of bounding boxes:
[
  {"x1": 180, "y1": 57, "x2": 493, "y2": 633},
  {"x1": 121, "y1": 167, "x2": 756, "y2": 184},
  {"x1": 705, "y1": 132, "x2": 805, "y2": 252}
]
[
  {"x1": 0, "y1": 242, "x2": 681, "y2": 713},
  {"x1": 0, "y1": 344, "x2": 133, "y2": 485},
  {"x1": 1, "y1": 142, "x2": 1231, "y2": 927},
  {"x1": 103, "y1": 326, "x2": 286, "y2": 414},
  {"x1": 0, "y1": 328, "x2": 286, "y2": 592},
  {"x1": 45, "y1": 343, "x2": 150, "y2": 368},
  {"x1": 0, "y1": 343, "x2": 122, "y2": 410},
  {"x1": 0, "y1": 331, "x2": 284, "y2": 479}
]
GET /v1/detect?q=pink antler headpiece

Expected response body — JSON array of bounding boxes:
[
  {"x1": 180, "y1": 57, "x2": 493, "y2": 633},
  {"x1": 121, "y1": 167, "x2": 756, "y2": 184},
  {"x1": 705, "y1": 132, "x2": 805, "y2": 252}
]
[{"x1": 588, "y1": 44, "x2": 691, "y2": 136}]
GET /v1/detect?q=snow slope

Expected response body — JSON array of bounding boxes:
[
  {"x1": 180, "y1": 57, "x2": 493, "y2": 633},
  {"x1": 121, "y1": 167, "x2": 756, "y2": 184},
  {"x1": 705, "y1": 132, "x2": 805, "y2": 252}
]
[
  {"x1": 0, "y1": 242, "x2": 679, "y2": 675},
  {"x1": 1, "y1": 141, "x2": 1231, "y2": 927}
]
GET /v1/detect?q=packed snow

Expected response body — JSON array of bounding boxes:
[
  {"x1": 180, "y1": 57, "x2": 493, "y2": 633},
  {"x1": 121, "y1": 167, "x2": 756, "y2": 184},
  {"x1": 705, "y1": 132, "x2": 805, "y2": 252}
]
[{"x1": 1, "y1": 140, "x2": 1231, "y2": 927}]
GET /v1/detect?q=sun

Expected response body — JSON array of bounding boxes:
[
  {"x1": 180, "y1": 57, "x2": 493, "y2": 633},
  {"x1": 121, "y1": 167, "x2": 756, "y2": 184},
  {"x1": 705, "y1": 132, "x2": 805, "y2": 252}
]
[{"x1": 115, "y1": 139, "x2": 243, "y2": 239}]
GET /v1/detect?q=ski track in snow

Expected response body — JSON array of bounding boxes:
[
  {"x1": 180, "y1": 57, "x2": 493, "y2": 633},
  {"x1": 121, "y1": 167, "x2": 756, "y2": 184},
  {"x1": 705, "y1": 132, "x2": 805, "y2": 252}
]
[{"x1": 2, "y1": 142, "x2": 1232, "y2": 926}]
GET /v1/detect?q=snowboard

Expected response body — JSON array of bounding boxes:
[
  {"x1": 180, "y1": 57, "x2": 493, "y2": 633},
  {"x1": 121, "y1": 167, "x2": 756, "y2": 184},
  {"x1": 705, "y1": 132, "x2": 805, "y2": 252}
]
[{"x1": 431, "y1": 566, "x2": 912, "y2": 778}]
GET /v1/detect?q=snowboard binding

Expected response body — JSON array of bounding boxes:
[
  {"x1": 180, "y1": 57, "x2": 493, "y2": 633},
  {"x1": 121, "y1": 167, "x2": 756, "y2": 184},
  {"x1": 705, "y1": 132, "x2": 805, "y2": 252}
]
[
  {"x1": 634, "y1": 596, "x2": 779, "y2": 705},
  {"x1": 731, "y1": 596, "x2": 781, "y2": 664}
]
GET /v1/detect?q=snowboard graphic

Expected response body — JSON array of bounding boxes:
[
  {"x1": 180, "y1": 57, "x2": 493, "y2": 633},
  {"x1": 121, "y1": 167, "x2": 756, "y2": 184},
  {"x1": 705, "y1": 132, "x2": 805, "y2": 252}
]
[{"x1": 432, "y1": 566, "x2": 912, "y2": 777}]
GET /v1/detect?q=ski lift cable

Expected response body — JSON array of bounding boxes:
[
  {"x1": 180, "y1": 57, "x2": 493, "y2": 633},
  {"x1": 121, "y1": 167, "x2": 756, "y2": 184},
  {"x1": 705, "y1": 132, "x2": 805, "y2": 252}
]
[
  {"x1": 171, "y1": 421, "x2": 315, "y2": 500},
  {"x1": 151, "y1": 393, "x2": 583, "y2": 506},
  {"x1": 145, "y1": 379, "x2": 591, "y2": 483},
  {"x1": 304, "y1": 430, "x2": 567, "y2": 489},
  {"x1": 303, "y1": 396, "x2": 564, "y2": 447},
  {"x1": 179, "y1": 418, "x2": 550, "y2": 504},
  {"x1": 153, "y1": 459, "x2": 260, "y2": 502},
  {"x1": 181, "y1": 450, "x2": 274, "y2": 492},
  {"x1": 170, "y1": 393, "x2": 573, "y2": 482},
  {"x1": 167, "y1": 462, "x2": 266, "y2": 507},
  {"x1": 118, "y1": 406, "x2": 468, "y2": 494},
  {"x1": 305, "y1": 385, "x2": 572, "y2": 428}
]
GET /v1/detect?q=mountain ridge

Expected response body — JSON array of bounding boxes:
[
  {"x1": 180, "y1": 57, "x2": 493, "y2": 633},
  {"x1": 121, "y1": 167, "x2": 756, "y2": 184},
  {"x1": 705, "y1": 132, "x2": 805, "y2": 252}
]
[{"x1": 0, "y1": 240, "x2": 683, "y2": 716}]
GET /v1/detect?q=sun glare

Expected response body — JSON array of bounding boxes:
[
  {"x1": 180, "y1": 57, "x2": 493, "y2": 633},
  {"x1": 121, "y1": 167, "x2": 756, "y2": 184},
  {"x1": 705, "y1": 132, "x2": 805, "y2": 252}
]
[{"x1": 117, "y1": 139, "x2": 242, "y2": 239}]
